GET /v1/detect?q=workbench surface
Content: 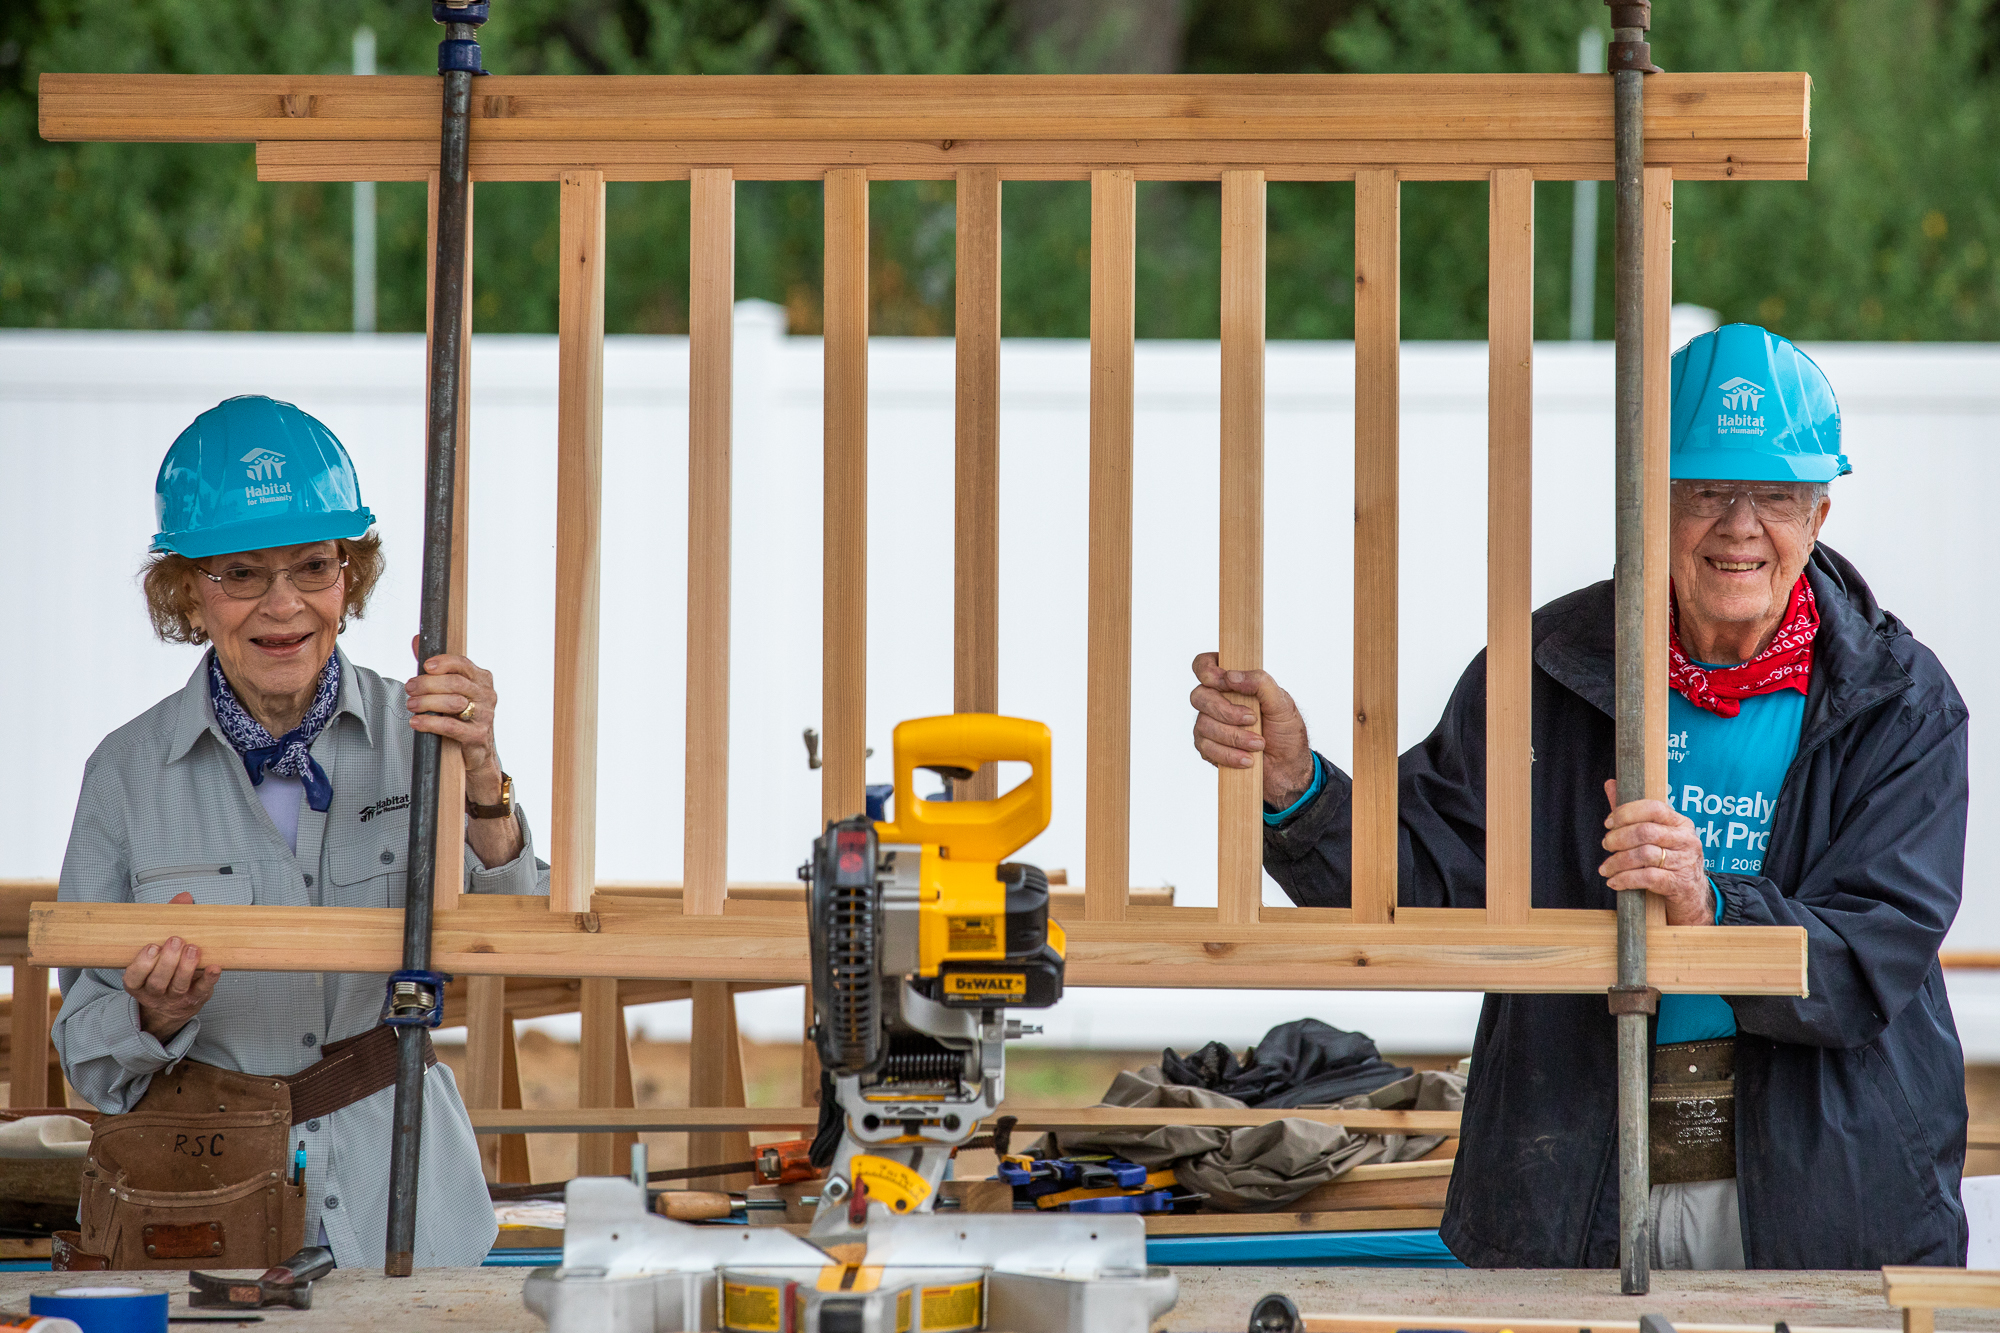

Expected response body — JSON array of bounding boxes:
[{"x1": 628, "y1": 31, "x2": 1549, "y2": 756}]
[{"x1": 0, "y1": 1266, "x2": 1987, "y2": 1331}]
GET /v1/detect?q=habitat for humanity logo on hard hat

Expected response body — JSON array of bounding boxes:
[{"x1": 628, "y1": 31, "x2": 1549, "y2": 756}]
[
  {"x1": 1715, "y1": 375, "x2": 1766, "y2": 435},
  {"x1": 240, "y1": 445, "x2": 294, "y2": 505},
  {"x1": 241, "y1": 447, "x2": 287, "y2": 481}
]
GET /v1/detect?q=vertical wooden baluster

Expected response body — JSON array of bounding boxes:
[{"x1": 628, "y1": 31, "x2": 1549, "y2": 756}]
[
  {"x1": 497, "y1": 1012, "x2": 532, "y2": 1183},
  {"x1": 1642, "y1": 166, "x2": 1674, "y2": 930},
  {"x1": 575, "y1": 976, "x2": 619, "y2": 1176},
  {"x1": 955, "y1": 168, "x2": 1002, "y2": 802},
  {"x1": 611, "y1": 991, "x2": 638, "y2": 1166},
  {"x1": 464, "y1": 974, "x2": 507, "y2": 1180},
  {"x1": 823, "y1": 168, "x2": 869, "y2": 826},
  {"x1": 424, "y1": 172, "x2": 471, "y2": 909},
  {"x1": 1351, "y1": 169, "x2": 1400, "y2": 925},
  {"x1": 8, "y1": 966, "x2": 50, "y2": 1108},
  {"x1": 1085, "y1": 169, "x2": 1135, "y2": 923},
  {"x1": 689, "y1": 981, "x2": 753, "y2": 1190},
  {"x1": 1486, "y1": 168, "x2": 1535, "y2": 927},
  {"x1": 1217, "y1": 169, "x2": 1267, "y2": 926},
  {"x1": 551, "y1": 169, "x2": 606, "y2": 916},
  {"x1": 686, "y1": 168, "x2": 735, "y2": 917}
]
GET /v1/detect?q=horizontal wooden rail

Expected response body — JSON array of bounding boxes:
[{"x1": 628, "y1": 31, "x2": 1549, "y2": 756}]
[
  {"x1": 28, "y1": 900, "x2": 1807, "y2": 994},
  {"x1": 36, "y1": 73, "x2": 1809, "y2": 182},
  {"x1": 466, "y1": 1105, "x2": 1463, "y2": 1135}
]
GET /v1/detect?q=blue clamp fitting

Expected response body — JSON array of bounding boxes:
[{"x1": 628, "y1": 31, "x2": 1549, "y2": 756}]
[
  {"x1": 382, "y1": 969, "x2": 454, "y2": 1028},
  {"x1": 438, "y1": 39, "x2": 484, "y2": 75}
]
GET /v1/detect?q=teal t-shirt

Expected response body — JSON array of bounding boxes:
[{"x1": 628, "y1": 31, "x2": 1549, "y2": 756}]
[{"x1": 1652, "y1": 682, "x2": 1807, "y2": 1044}]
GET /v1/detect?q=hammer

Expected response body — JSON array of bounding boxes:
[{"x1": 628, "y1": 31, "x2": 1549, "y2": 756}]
[{"x1": 187, "y1": 1245, "x2": 335, "y2": 1311}]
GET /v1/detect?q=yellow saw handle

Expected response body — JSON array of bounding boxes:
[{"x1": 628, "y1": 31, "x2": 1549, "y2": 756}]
[{"x1": 873, "y1": 714, "x2": 1051, "y2": 863}]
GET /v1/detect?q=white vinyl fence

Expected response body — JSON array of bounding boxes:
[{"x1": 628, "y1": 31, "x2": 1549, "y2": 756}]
[{"x1": 3, "y1": 312, "x2": 1995, "y2": 1053}]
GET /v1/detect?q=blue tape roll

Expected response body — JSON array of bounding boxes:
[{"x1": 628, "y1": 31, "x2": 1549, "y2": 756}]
[{"x1": 29, "y1": 1287, "x2": 167, "y2": 1333}]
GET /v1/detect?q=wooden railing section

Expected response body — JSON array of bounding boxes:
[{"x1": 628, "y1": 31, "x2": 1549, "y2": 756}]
[{"x1": 21, "y1": 73, "x2": 1816, "y2": 1172}]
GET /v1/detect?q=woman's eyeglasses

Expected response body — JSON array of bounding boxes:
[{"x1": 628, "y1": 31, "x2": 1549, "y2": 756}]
[{"x1": 196, "y1": 555, "x2": 348, "y2": 600}]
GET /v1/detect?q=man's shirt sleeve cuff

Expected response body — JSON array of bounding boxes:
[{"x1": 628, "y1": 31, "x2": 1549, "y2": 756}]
[{"x1": 1264, "y1": 753, "x2": 1326, "y2": 827}]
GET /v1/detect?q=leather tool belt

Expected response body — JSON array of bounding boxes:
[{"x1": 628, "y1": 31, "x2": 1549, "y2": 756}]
[
  {"x1": 1650, "y1": 1037, "x2": 1736, "y2": 1186},
  {"x1": 56, "y1": 1025, "x2": 434, "y2": 1271}
]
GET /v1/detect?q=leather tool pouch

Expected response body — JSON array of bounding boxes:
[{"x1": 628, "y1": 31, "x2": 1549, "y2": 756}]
[
  {"x1": 74, "y1": 1060, "x2": 304, "y2": 1271},
  {"x1": 1650, "y1": 1037, "x2": 1736, "y2": 1185},
  {"x1": 62, "y1": 1026, "x2": 434, "y2": 1270}
]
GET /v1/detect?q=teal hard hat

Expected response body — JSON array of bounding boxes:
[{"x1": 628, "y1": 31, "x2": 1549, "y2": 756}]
[
  {"x1": 1669, "y1": 323, "x2": 1848, "y2": 482},
  {"x1": 152, "y1": 395, "x2": 376, "y2": 558}
]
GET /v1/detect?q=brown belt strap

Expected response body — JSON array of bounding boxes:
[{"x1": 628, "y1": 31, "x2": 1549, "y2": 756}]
[{"x1": 285, "y1": 1025, "x2": 435, "y2": 1124}]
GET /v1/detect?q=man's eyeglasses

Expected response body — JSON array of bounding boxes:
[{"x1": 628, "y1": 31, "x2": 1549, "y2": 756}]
[
  {"x1": 1670, "y1": 481, "x2": 1822, "y2": 527},
  {"x1": 196, "y1": 555, "x2": 348, "y2": 600}
]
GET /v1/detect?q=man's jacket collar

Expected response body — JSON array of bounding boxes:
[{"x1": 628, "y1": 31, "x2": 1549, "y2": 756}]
[{"x1": 1531, "y1": 544, "x2": 1913, "y2": 743}]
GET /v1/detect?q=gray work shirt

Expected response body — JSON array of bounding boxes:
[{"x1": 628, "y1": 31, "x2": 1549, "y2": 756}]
[{"x1": 54, "y1": 648, "x2": 550, "y2": 1269}]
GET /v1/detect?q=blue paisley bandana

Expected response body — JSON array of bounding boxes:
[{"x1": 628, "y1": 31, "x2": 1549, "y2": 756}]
[{"x1": 208, "y1": 650, "x2": 341, "y2": 812}]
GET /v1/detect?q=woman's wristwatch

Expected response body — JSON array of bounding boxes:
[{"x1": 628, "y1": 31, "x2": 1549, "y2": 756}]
[{"x1": 466, "y1": 771, "x2": 514, "y2": 819}]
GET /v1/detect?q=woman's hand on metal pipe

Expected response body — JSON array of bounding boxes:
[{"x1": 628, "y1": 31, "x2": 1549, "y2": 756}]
[
  {"x1": 1599, "y1": 780, "x2": 1714, "y2": 925},
  {"x1": 1189, "y1": 653, "x2": 1316, "y2": 809},
  {"x1": 123, "y1": 892, "x2": 222, "y2": 1042},
  {"x1": 406, "y1": 638, "x2": 505, "y2": 799}
]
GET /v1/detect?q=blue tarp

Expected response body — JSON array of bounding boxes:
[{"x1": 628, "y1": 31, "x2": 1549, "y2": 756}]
[{"x1": 479, "y1": 1229, "x2": 1461, "y2": 1269}]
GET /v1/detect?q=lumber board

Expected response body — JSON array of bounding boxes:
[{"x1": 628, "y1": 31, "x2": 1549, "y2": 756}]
[
  {"x1": 953, "y1": 167, "x2": 1002, "y2": 803},
  {"x1": 27, "y1": 901, "x2": 1808, "y2": 993},
  {"x1": 1300, "y1": 1321, "x2": 1889, "y2": 1333},
  {"x1": 1296, "y1": 1312, "x2": 1888, "y2": 1320},
  {"x1": 465, "y1": 1105, "x2": 1462, "y2": 1134},
  {"x1": 688, "y1": 981, "x2": 754, "y2": 1190},
  {"x1": 1084, "y1": 169, "x2": 1136, "y2": 923},
  {"x1": 550, "y1": 170, "x2": 605, "y2": 916},
  {"x1": 7, "y1": 966, "x2": 51, "y2": 1109},
  {"x1": 822, "y1": 168, "x2": 869, "y2": 827},
  {"x1": 574, "y1": 976, "x2": 620, "y2": 1175},
  {"x1": 684, "y1": 167, "x2": 734, "y2": 916},
  {"x1": 586, "y1": 881, "x2": 1176, "y2": 914},
  {"x1": 1969, "y1": 1123, "x2": 2000, "y2": 1150},
  {"x1": 1146, "y1": 1208, "x2": 1443, "y2": 1235},
  {"x1": 256, "y1": 135, "x2": 1810, "y2": 184},
  {"x1": 423, "y1": 173, "x2": 471, "y2": 910},
  {"x1": 1485, "y1": 168, "x2": 1534, "y2": 927},
  {"x1": 496, "y1": 1012, "x2": 531, "y2": 1182},
  {"x1": 1350, "y1": 168, "x2": 1398, "y2": 925},
  {"x1": 461, "y1": 974, "x2": 507, "y2": 1180},
  {"x1": 1217, "y1": 168, "x2": 1266, "y2": 927},
  {"x1": 1883, "y1": 1268, "x2": 2000, "y2": 1311},
  {"x1": 44, "y1": 72, "x2": 1808, "y2": 153}
]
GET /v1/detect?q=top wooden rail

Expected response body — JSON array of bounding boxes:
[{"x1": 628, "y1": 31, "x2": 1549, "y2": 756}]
[{"x1": 38, "y1": 72, "x2": 1809, "y2": 182}]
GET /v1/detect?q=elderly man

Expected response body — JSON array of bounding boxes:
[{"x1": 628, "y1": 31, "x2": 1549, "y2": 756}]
[
  {"x1": 54, "y1": 395, "x2": 549, "y2": 1269},
  {"x1": 1190, "y1": 325, "x2": 1968, "y2": 1269}
]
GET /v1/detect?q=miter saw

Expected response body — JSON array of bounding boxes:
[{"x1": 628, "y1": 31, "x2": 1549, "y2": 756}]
[{"x1": 524, "y1": 715, "x2": 1177, "y2": 1333}]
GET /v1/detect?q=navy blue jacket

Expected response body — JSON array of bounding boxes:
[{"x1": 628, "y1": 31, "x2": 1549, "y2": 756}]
[{"x1": 1264, "y1": 545, "x2": 1970, "y2": 1268}]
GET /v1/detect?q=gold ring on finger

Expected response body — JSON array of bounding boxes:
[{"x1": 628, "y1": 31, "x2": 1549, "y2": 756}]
[
  {"x1": 1655, "y1": 845, "x2": 1665, "y2": 868},
  {"x1": 458, "y1": 701, "x2": 478, "y2": 723}
]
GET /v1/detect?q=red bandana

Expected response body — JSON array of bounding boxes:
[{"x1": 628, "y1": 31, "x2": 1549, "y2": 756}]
[{"x1": 1668, "y1": 575, "x2": 1818, "y2": 718}]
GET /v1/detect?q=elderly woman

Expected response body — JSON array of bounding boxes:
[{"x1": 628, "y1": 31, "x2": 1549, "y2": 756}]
[
  {"x1": 1190, "y1": 325, "x2": 1968, "y2": 1269},
  {"x1": 54, "y1": 395, "x2": 549, "y2": 1269}
]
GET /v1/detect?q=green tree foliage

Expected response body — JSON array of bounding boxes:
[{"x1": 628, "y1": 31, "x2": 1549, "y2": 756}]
[{"x1": 1, "y1": 0, "x2": 1995, "y2": 339}]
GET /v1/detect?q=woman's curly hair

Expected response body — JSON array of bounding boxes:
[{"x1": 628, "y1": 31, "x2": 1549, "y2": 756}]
[{"x1": 142, "y1": 533, "x2": 385, "y2": 646}]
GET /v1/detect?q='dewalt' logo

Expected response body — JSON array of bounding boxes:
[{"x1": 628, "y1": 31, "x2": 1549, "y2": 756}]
[
  {"x1": 359, "y1": 794, "x2": 411, "y2": 823},
  {"x1": 942, "y1": 972, "x2": 1027, "y2": 1001}
]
